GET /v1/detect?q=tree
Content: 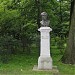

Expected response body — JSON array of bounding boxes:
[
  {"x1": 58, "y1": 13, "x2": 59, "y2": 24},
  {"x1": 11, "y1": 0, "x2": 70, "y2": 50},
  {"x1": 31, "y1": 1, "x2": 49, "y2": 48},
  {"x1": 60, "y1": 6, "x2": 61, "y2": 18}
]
[
  {"x1": 0, "y1": 0, "x2": 70, "y2": 57},
  {"x1": 62, "y1": 0, "x2": 75, "y2": 64},
  {"x1": 0, "y1": 0, "x2": 37, "y2": 55}
]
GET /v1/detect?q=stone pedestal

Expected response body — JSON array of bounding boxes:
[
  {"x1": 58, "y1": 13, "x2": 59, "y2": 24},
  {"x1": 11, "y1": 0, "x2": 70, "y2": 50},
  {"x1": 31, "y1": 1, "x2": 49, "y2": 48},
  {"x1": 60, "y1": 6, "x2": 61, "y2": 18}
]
[{"x1": 38, "y1": 27, "x2": 52, "y2": 70}]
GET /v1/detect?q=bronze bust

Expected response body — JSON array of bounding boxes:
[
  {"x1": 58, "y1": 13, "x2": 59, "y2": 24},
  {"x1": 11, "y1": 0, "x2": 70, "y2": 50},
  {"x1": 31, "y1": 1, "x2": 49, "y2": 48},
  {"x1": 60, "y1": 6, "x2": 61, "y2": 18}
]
[{"x1": 40, "y1": 12, "x2": 50, "y2": 27}]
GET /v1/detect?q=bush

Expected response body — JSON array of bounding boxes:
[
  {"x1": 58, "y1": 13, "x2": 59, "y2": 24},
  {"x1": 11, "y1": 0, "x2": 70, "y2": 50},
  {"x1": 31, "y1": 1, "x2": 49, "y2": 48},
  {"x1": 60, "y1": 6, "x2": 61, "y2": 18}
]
[{"x1": 0, "y1": 35, "x2": 19, "y2": 63}]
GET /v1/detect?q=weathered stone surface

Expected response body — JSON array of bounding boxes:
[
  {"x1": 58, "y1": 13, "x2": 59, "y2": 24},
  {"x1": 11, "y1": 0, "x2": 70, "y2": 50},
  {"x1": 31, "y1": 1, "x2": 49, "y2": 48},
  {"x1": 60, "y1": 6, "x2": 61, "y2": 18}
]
[
  {"x1": 38, "y1": 56, "x2": 52, "y2": 70},
  {"x1": 38, "y1": 27, "x2": 52, "y2": 70}
]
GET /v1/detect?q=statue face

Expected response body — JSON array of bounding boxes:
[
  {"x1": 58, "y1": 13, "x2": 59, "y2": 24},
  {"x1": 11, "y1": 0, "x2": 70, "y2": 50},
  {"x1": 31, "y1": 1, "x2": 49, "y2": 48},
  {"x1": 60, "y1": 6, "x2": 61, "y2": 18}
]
[{"x1": 42, "y1": 15, "x2": 47, "y2": 21}]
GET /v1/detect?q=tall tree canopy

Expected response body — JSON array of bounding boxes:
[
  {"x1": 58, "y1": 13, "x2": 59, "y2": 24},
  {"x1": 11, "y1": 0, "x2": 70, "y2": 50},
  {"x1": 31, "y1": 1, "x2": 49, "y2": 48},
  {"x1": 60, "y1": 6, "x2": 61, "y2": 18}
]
[{"x1": 0, "y1": 0, "x2": 70, "y2": 63}]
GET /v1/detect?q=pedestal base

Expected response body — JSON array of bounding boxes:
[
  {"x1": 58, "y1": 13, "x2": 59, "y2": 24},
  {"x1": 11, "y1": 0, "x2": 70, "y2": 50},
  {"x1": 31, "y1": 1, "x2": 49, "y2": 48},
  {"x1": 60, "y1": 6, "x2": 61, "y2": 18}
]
[
  {"x1": 33, "y1": 65, "x2": 59, "y2": 74},
  {"x1": 38, "y1": 56, "x2": 52, "y2": 70}
]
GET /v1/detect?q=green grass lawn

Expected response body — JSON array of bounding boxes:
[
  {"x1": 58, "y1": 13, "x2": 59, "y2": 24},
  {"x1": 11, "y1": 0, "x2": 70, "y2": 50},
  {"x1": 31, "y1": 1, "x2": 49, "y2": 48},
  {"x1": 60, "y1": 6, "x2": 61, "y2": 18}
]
[{"x1": 0, "y1": 47, "x2": 75, "y2": 75}]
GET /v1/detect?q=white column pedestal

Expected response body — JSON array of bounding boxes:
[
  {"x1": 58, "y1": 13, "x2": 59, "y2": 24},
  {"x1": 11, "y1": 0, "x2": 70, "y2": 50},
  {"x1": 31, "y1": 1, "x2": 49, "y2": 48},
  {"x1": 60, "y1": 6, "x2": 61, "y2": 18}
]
[{"x1": 38, "y1": 27, "x2": 52, "y2": 70}]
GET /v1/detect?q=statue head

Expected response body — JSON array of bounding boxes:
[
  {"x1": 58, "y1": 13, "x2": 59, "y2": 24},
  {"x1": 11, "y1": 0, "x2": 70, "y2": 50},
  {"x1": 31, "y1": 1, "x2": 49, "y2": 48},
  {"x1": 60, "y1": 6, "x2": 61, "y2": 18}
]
[{"x1": 41, "y1": 12, "x2": 47, "y2": 21}]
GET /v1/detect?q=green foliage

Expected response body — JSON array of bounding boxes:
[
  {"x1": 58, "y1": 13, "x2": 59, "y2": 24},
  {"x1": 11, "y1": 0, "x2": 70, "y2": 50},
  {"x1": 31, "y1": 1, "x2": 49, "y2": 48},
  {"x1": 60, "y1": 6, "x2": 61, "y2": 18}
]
[
  {"x1": 0, "y1": 35, "x2": 19, "y2": 63},
  {"x1": 0, "y1": 0, "x2": 70, "y2": 63}
]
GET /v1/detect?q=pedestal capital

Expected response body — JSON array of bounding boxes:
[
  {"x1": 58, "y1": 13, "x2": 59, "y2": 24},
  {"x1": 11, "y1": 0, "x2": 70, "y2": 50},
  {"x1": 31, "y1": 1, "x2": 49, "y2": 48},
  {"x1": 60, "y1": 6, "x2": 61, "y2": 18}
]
[{"x1": 38, "y1": 27, "x2": 52, "y2": 32}]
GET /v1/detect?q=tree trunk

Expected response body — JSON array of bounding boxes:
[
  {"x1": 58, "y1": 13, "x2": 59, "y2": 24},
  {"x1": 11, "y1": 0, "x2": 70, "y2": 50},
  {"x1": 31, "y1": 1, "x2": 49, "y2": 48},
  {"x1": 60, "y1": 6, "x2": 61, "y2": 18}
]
[{"x1": 62, "y1": 0, "x2": 75, "y2": 64}]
